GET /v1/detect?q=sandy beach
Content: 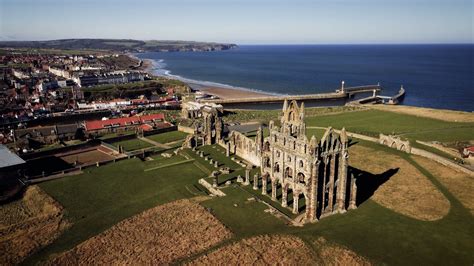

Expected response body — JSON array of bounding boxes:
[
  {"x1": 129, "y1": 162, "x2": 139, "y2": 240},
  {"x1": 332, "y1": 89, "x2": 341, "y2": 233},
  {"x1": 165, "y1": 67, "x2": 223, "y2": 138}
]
[
  {"x1": 197, "y1": 86, "x2": 272, "y2": 100},
  {"x1": 139, "y1": 59, "x2": 155, "y2": 75}
]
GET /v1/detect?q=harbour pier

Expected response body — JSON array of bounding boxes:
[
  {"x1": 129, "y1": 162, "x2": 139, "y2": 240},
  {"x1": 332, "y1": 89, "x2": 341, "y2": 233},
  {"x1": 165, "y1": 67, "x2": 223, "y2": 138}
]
[{"x1": 200, "y1": 82, "x2": 383, "y2": 109}]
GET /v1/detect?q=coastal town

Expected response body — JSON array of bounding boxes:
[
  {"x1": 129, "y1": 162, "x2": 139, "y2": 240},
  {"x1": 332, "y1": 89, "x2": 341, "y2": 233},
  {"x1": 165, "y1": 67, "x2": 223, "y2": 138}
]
[{"x1": 1, "y1": 45, "x2": 473, "y2": 265}]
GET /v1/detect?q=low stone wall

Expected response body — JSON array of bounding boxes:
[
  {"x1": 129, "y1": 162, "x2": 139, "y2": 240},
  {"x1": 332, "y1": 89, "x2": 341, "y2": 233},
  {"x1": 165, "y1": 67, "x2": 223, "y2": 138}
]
[
  {"x1": 100, "y1": 133, "x2": 137, "y2": 143},
  {"x1": 198, "y1": 178, "x2": 226, "y2": 197},
  {"x1": 379, "y1": 134, "x2": 411, "y2": 153},
  {"x1": 143, "y1": 126, "x2": 178, "y2": 137},
  {"x1": 20, "y1": 139, "x2": 102, "y2": 160},
  {"x1": 321, "y1": 127, "x2": 473, "y2": 176},
  {"x1": 178, "y1": 125, "x2": 195, "y2": 134},
  {"x1": 411, "y1": 148, "x2": 473, "y2": 177}
]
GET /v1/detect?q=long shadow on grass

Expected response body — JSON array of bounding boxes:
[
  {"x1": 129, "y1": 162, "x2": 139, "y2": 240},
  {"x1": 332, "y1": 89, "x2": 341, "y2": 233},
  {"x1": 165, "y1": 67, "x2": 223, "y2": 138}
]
[{"x1": 349, "y1": 166, "x2": 399, "y2": 206}]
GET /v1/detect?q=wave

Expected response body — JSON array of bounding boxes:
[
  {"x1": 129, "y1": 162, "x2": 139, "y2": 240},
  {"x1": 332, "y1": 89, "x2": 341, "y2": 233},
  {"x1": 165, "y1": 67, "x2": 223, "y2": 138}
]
[{"x1": 147, "y1": 58, "x2": 282, "y2": 96}]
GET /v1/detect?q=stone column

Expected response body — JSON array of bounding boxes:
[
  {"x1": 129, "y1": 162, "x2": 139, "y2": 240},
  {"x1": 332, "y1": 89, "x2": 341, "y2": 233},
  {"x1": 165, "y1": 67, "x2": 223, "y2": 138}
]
[
  {"x1": 321, "y1": 157, "x2": 329, "y2": 214},
  {"x1": 327, "y1": 156, "x2": 336, "y2": 213},
  {"x1": 336, "y1": 151, "x2": 348, "y2": 213},
  {"x1": 271, "y1": 179, "x2": 277, "y2": 200},
  {"x1": 262, "y1": 175, "x2": 267, "y2": 195},
  {"x1": 293, "y1": 192, "x2": 299, "y2": 214},
  {"x1": 349, "y1": 173, "x2": 358, "y2": 210},
  {"x1": 253, "y1": 174, "x2": 258, "y2": 190},
  {"x1": 282, "y1": 186, "x2": 288, "y2": 207},
  {"x1": 244, "y1": 167, "x2": 250, "y2": 185},
  {"x1": 306, "y1": 162, "x2": 319, "y2": 222},
  {"x1": 226, "y1": 142, "x2": 230, "y2": 157}
]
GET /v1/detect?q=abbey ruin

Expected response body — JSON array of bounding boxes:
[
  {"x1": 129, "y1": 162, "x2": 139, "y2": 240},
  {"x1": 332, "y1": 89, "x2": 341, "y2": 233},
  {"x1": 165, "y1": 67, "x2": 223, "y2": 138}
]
[{"x1": 185, "y1": 100, "x2": 357, "y2": 223}]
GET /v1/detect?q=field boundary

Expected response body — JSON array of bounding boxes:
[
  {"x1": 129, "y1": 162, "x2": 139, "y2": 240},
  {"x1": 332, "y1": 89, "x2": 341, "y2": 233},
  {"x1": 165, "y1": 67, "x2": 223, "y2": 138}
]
[
  {"x1": 308, "y1": 126, "x2": 473, "y2": 176},
  {"x1": 144, "y1": 159, "x2": 195, "y2": 172}
]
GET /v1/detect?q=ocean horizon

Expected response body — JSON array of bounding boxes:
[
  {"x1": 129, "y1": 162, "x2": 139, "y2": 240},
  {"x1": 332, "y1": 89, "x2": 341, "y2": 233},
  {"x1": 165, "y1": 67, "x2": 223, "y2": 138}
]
[{"x1": 136, "y1": 44, "x2": 474, "y2": 112}]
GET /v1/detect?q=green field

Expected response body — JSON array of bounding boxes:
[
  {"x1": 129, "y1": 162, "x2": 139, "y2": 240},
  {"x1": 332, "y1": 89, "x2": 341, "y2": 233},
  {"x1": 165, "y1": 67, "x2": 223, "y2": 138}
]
[
  {"x1": 146, "y1": 131, "x2": 189, "y2": 144},
  {"x1": 28, "y1": 155, "x2": 207, "y2": 263},
  {"x1": 304, "y1": 109, "x2": 474, "y2": 142},
  {"x1": 110, "y1": 138, "x2": 153, "y2": 151}
]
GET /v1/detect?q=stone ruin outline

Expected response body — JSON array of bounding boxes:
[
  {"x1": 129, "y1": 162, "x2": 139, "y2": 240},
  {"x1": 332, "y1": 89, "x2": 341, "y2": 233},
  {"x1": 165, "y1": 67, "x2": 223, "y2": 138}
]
[
  {"x1": 183, "y1": 99, "x2": 358, "y2": 224},
  {"x1": 379, "y1": 134, "x2": 411, "y2": 153}
]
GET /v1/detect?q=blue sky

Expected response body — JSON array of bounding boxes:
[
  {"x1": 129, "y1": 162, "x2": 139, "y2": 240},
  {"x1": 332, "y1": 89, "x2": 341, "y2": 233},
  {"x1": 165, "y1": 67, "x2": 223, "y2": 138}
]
[{"x1": 0, "y1": 0, "x2": 472, "y2": 44}]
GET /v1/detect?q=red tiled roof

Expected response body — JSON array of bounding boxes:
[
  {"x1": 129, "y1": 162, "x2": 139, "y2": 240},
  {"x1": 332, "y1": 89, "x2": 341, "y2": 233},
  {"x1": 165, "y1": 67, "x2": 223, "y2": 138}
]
[
  {"x1": 465, "y1": 146, "x2": 474, "y2": 152},
  {"x1": 85, "y1": 113, "x2": 165, "y2": 131},
  {"x1": 139, "y1": 124, "x2": 153, "y2": 131}
]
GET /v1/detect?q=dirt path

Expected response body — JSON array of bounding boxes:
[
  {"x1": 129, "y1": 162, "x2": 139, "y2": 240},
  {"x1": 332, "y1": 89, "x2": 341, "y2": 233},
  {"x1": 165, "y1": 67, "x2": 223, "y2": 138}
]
[{"x1": 139, "y1": 136, "x2": 171, "y2": 149}]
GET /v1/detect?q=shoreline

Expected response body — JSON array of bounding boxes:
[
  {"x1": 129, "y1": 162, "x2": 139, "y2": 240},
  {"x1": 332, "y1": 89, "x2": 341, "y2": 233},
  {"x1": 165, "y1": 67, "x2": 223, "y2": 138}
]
[
  {"x1": 131, "y1": 54, "x2": 473, "y2": 113},
  {"x1": 190, "y1": 84, "x2": 272, "y2": 100},
  {"x1": 134, "y1": 54, "x2": 273, "y2": 100}
]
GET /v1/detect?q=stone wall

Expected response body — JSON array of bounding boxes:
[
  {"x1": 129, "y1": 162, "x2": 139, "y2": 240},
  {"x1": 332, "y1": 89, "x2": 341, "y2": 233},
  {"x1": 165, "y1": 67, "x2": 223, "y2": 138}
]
[
  {"x1": 227, "y1": 131, "x2": 261, "y2": 166},
  {"x1": 178, "y1": 125, "x2": 195, "y2": 134},
  {"x1": 379, "y1": 134, "x2": 411, "y2": 153},
  {"x1": 411, "y1": 148, "x2": 474, "y2": 177},
  {"x1": 198, "y1": 178, "x2": 226, "y2": 197}
]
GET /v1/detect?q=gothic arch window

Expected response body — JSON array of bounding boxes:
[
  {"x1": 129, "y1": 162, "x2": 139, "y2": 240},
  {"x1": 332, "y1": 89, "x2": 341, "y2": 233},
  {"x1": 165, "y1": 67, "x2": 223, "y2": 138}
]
[
  {"x1": 289, "y1": 111, "x2": 295, "y2": 121},
  {"x1": 287, "y1": 155, "x2": 291, "y2": 162},
  {"x1": 299, "y1": 160, "x2": 304, "y2": 168},
  {"x1": 264, "y1": 141, "x2": 270, "y2": 152},
  {"x1": 285, "y1": 167, "x2": 293, "y2": 179},
  {"x1": 274, "y1": 163, "x2": 280, "y2": 173},
  {"x1": 276, "y1": 150, "x2": 280, "y2": 157},
  {"x1": 264, "y1": 157, "x2": 271, "y2": 168},
  {"x1": 297, "y1": 172, "x2": 306, "y2": 185}
]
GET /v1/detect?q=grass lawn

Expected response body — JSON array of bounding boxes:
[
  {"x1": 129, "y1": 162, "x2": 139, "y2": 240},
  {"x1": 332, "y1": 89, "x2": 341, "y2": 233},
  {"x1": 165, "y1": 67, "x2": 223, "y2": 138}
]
[
  {"x1": 305, "y1": 109, "x2": 474, "y2": 142},
  {"x1": 201, "y1": 186, "x2": 288, "y2": 236},
  {"x1": 146, "y1": 131, "x2": 189, "y2": 144},
  {"x1": 99, "y1": 131, "x2": 135, "y2": 140},
  {"x1": 28, "y1": 155, "x2": 207, "y2": 263},
  {"x1": 109, "y1": 138, "x2": 153, "y2": 151}
]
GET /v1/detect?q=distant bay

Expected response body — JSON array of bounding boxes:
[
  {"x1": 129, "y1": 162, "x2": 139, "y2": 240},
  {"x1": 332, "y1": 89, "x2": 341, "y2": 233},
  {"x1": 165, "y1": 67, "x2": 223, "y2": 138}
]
[{"x1": 136, "y1": 45, "x2": 474, "y2": 112}]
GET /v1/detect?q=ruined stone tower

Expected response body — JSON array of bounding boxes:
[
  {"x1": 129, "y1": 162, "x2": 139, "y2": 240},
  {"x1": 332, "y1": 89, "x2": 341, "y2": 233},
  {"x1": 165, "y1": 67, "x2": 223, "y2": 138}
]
[
  {"x1": 202, "y1": 107, "x2": 223, "y2": 145},
  {"x1": 257, "y1": 100, "x2": 356, "y2": 222}
]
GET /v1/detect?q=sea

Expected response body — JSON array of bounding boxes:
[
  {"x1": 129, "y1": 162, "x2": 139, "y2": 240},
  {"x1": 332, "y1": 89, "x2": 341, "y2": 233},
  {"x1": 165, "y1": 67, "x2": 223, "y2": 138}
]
[{"x1": 136, "y1": 45, "x2": 474, "y2": 112}]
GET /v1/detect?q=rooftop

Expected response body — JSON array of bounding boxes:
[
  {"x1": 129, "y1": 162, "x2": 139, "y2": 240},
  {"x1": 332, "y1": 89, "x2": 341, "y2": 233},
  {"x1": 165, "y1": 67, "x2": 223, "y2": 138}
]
[{"x1": 0, "y1": 144, "x2": 25, "y2": 168}]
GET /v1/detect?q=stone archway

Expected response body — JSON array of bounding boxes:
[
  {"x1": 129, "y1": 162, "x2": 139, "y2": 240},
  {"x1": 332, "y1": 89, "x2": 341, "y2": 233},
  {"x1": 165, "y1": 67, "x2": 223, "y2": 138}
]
[
  {"x1": 297, "y1": 172, "x2": 306, "y2": 185},
  {"x1": 399, "y1": 144, "x2": 406, "y2": 152},
  {"x1": 263, "y1": 141, "x2": 271, "y2": 152},
  {"x1": 263, "y1": 156, "x2": 271, "y2": 168},
  {"x1": 390, "y1": 142, "x2": 397, "y2": 149},
  {"x1": 271, "y1": 178, "x2": 279, "y2": 200},
  {"x1": 274, "y1": 163, "x2": 281, "y2": 173},
  {"x1": 285, "y1": 167, "x2": 293, "y2": 179}
]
